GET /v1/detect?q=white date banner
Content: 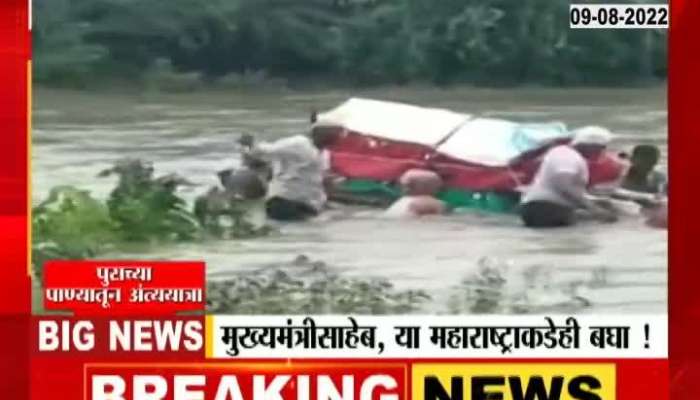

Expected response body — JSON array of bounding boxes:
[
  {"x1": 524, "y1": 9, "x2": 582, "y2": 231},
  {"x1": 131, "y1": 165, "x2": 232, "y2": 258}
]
[{"x1": 570, "y1": 4, "x2": 669, "y2": 29}]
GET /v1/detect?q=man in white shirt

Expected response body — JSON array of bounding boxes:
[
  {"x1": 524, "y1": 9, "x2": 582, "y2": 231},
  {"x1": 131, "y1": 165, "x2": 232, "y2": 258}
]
[
  {"x1": 238, "y1": 128, "x2": 336, "y2": 221},
  {"x1": 520, "y1": 126, "x2": 618, "y2": 228}
]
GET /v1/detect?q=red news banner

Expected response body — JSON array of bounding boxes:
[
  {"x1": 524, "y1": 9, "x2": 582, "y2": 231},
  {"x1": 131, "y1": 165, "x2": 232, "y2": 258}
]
[
  {"x1": 38, "y1": 261, "x2": 205, "y2": 355},
  {"x1": 85, "y1": 363, "x2": 407, "y2": 400},
  {"x1": 43, "y1": 261, "x2": 205, "y2": 315},
  {"x1": 32, "y1": 260, "x2": 668, "y2": 400}
]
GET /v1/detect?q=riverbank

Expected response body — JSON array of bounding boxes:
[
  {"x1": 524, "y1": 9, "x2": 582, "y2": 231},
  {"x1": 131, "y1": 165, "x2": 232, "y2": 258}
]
[{"x1": 34, "y1": 73, "x2": 669, "y2": 96}]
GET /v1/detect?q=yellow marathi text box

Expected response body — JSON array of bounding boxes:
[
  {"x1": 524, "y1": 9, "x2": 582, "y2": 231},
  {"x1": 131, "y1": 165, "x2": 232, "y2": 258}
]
[{"x1": 412, "y1": 363, "x2": 615, "y2": 400}]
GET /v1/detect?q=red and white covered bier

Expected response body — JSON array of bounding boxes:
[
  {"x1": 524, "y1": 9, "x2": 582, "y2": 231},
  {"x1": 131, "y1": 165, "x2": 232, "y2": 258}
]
[{"x1": 314, "y1": 98, "x2": 625, "y2": 192}]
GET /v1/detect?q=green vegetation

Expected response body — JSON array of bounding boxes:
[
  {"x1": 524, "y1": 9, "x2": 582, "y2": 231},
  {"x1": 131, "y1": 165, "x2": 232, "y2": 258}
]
[
  {"x1": 207, "y1": 255, "x2": 431, "y2": 314},
  {"x1": 31, "y1": 158, "x2": 271, "y2": 279},
  {"x1": 205, "y1": 256, "x2": 599, "y2": 314},
  {"x1": 33, "y1": 0, "x2": 667, "y2": 89},
  {"x1": 32, "y1": 185, "x2": 117, "y2": 278},
  {"x1": 97, "y1": 159, "x2": 200, "y2": 242}
]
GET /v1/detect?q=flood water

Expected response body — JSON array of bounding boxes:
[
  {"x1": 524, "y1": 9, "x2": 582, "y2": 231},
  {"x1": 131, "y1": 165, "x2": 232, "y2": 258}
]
[{"x1": 32, "y1": 86, "x2": 668, "y2": 314}]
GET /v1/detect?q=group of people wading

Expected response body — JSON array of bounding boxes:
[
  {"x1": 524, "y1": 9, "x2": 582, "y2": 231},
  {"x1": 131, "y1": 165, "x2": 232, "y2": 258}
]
[{"x1": 230, "y1": 121, "x2": 667, "y2": 229}]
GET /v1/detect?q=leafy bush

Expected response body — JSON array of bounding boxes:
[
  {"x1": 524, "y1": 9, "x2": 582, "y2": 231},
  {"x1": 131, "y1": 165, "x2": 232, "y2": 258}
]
[
  {"x1": 32, "y1": 159, "x2": 274, "y2": 279},
  {"x1": 98, "y1": 159, "x2": 200, "y2": 242},
  {"x1": 32, "y1": 185, "x2": 116, "y2": 277}
]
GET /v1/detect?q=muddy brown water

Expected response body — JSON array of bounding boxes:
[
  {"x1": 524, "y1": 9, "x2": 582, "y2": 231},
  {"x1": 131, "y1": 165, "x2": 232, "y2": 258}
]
[{"x1": 32, "y1": 87, "x2": 667, "y2": 314}]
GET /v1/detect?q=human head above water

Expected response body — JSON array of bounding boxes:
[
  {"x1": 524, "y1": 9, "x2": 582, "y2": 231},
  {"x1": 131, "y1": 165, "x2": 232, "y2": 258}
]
[
  {"x1": 217, "y1": 168, "x2": 266, "y2": 199},
  {"x1": 310, "y1": 125, "x2": 339, "y2": 149},
  {"x1": 571, "y1": 126, "x2": 612, "y2": 158},
  {"x1": 630, "y1": 144, "x2": 661, "y2": 173}
]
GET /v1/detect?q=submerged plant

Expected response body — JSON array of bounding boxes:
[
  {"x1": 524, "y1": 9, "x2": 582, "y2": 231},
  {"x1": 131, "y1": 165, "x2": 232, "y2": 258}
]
[
  {"x1": 460, "y1": 257, "x2": 509, "y2": 313},
  {"x1": 206, "y1": 255, "x2": 431, "y2": 314},
  {"x1": 452, "y1": 258, "x2": 594, "y2": 314}
]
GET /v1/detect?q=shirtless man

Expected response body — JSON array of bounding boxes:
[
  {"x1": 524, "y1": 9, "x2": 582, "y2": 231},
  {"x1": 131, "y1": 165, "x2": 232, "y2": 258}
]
[
  {"x1": 620, "y1": 144, "x2": 667, "y2": 195},
  {"x1": 385, "y1": 169, "x2": 446, "y2": 218}
]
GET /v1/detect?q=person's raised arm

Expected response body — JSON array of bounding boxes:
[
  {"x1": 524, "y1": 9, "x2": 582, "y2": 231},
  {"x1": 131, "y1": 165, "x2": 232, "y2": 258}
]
[{"x1": 238, "y1": 134, "x2": 292, "y2": 162}]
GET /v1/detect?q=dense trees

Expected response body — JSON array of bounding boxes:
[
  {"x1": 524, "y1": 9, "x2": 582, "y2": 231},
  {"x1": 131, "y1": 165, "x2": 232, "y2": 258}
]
[{"x1": 33, "y1": 0, "x2": 667, "y2": 88}]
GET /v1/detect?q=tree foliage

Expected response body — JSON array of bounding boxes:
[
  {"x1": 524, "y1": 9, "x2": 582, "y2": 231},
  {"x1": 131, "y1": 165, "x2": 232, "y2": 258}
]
[{"x1": 33, "y1": 0, "x2": 667, "y2": 88}]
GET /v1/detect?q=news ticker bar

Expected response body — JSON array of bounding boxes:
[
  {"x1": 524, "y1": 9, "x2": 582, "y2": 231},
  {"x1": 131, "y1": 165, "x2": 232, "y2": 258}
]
[
  {"x1": 35, "y1": 315, "x2": 666, "y2": 360},
  {"x1": 86, "y1": 362, "x2": 616, "y2": 400},
  {"x1": 570, "y1": 4, "x2": 669, "y2": 29},
  {"x1": 206, "y1": 315, "x2": 666, "y2": 359}
]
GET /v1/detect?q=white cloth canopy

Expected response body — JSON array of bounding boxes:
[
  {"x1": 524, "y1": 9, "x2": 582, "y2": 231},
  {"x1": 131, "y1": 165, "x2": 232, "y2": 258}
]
[
  {"x1": 437, "y1": 118, "x2": 570, "y2": 166},
  {"x1": 314, "y1": 98, "x2": 470, "y2": 147}
]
